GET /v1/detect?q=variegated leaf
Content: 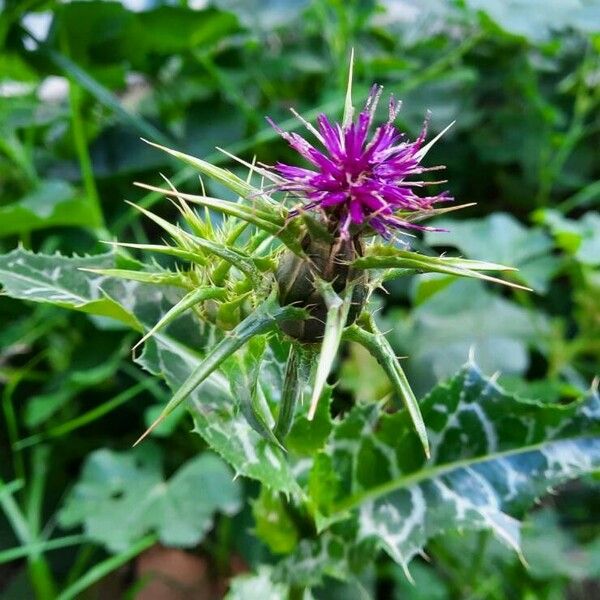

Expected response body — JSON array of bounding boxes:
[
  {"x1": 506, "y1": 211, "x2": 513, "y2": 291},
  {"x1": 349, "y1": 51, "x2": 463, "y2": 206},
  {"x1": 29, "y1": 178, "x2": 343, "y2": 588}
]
[
  {"x1": 0, "y1": 248, "x2": 140, "y2": 328},
  {"x1": 318, "y1": 363, "x2": 600, "y2": 575}
]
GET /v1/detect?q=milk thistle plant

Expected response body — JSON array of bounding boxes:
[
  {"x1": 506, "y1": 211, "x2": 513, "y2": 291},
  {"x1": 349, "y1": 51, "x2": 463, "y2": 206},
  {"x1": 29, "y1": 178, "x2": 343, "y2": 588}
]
[
  {"x1": 2, "y1": 58, "x2": 598, "y2": 596},
  {"x1": 124, "y1": 62, "x2": 527, "y2": 456}
]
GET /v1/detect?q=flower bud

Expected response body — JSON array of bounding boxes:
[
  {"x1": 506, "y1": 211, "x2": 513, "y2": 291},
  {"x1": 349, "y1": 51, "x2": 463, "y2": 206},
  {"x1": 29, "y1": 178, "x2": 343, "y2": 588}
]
[{"x1": 276, "y1": 235, "x2": 368, "y2": 343}]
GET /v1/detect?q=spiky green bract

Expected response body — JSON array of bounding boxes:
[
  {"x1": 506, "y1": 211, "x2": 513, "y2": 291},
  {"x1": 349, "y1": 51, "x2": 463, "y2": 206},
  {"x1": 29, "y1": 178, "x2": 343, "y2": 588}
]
[
  {"x1": 135, "y1": 294, "x2": 308, "y2": 445},
  {"x1": 343, "y1": 317, "x2": 430, "y2": 459},
  {"x1": 354, "y1": 246, "x2": 529, "y2": 291},
  {"x1": 222, "y1": 337, "x2": 284, "y2": 449},
  {"x1": 307, "y1": 280, "x2": 356, "y2": 421}
]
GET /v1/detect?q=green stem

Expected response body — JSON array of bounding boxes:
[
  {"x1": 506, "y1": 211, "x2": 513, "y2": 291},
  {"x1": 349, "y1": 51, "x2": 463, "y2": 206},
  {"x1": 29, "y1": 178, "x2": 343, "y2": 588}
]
[
  {"x1": 15, "y1": 380, "x2": 153, "y2": 450},
  {"x1": 0, "y1": 535, "x2": 86, "y2": 564},
  {"x1": 56, "y1": 535, "x2": 157, "y2": 600},
  {"x1": 59, "y1": 27, "x2": 106, "y2": 235}
]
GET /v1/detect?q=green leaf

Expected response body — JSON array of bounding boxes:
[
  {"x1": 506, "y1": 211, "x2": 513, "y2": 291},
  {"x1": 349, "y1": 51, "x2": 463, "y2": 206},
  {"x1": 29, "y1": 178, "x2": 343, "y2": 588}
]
[
  {"x1": 523, "y1": 508, "x2": 600, "y2": 580},
  {"x1": 0, "y1": 248, "x2": 140, "y2": 329},
  {"x1": 466, "y1": 0, "x2": 600, "y2": 42},
  {"x1": 58, "y1": 445, "x2": 241, "y2": 553},
  {"x1": 320, "y1": 362, "x2": 600, "y2": 574},
  {"x1": 285, "y1": 386, "x2": 333, "y2": 457},
  {"x1": 384, "y1": 279, "x2": 547, "y2": 387},
  {"x1": 0, "y1": 180, "x2": 100, "y2": 236},
  {"x1": 137, "y1": 7, "x2": 239, "y2": 53},
  {"x1": 222, "y1": 337, "x2": 283, "y2": 447},
  {"x1": 538, "y1": 209, "x2": 600, "y2": 267}
]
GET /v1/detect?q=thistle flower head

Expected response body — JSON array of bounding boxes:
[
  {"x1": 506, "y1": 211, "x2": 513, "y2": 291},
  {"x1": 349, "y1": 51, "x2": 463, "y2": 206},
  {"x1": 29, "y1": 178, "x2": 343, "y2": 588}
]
[{"x1": 268, "y1": 85, "x2": 453, "y2": 239}]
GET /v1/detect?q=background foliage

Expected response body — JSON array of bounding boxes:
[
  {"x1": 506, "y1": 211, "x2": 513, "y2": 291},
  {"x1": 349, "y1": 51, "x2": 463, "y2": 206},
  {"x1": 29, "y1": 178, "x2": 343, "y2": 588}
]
[{"x1": 1, "y1": 0, "x2": 599, "y2": 598}]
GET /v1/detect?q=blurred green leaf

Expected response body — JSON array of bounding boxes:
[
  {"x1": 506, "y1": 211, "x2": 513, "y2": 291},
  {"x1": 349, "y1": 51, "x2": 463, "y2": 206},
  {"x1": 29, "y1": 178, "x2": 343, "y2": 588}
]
[
  {"x1": 467, "y1": 0, "x2": 600, "y2": 42},
  {"x1": 225, "y1": 566, "x2": 289, "y2": 600},
  {"x1": 0, "y1": 180, "x2": 100, "y2": 236},
  {"x1": 252, "y1": 487, "x2": 299, "y2": 554},
  {"x1": 59, "y1": 445, "x2": 241, "y2": 552},
  {"x1": 137, "y1": 7, "x2": 239, "y2": 54},
  {"x1": 523, "y1": 508, "x2": 600, "y2": 580},
  {"x1": 538, "y1": 209, "x2": 600, "y2": 267},
  {"x1": 385, "y1": 279, "x2": 546, "y2": 388}
]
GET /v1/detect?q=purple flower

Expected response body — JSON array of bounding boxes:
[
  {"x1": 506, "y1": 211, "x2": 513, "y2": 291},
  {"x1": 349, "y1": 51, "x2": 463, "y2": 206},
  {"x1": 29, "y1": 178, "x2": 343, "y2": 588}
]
[{"x1": 267, "y1": 85, "x2": 453, "y2": 239}]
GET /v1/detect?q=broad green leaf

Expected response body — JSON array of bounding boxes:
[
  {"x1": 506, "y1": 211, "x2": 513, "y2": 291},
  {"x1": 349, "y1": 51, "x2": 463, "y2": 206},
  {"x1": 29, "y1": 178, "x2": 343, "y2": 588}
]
[
  {"x1": 383, "y1": 279, "x2": 547, "y2": 388},
  {"x1": 538, "y1": 209, "x2": 600, "y2": 267},
  {"x1": 0, "y1": 248, "x2": 140, "y2": 329},
  {"x1": 0, "y1": 180, "x2": 100, "y2": 236},
  {"x1": 319, "y1": 362, "x2": 600, "y2": 573},
  {"x1": 58, "y1": 445, "x2": 241, "y2": 552},
  {"x1": 466, "y1": 0, "x2": 600, "y2": 42},
  {"x1": 273, "y1": 528, "x2": 375, "y2": 588},
  {"x1": 424, "y1": 213, "x2": 560, "y2": 292}
]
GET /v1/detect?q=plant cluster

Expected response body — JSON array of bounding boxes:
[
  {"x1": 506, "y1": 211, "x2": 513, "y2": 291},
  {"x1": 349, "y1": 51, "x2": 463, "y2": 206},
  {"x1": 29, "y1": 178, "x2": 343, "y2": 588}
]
[{"x1": 0, "y1": 1, "x2": 599, "y2": 599}]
